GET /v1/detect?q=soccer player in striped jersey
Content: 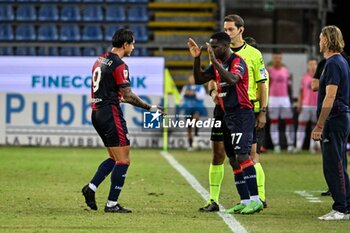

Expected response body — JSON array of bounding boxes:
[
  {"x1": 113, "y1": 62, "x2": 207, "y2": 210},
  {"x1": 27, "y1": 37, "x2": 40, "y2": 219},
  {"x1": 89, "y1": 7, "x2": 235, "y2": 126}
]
[
  {"x1": 189, "y1": 32, "x2": 263, "y2": 214},
  {"x1": 198, "y1": 14, "x2": 269, "y2": 212},
  {"x1": 82, "y1": 29, "x2": 162, "y2": 213}
]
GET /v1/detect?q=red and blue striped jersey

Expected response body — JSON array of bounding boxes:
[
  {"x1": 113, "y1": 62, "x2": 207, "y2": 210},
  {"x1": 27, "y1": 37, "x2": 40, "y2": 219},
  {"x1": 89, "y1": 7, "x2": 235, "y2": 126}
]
[
  {"x1": 91, "y1": 52, "x2": 130, "y2": 110},
  {"x1": 206, "y1": 53, "x2": 252, "y2": 113}
]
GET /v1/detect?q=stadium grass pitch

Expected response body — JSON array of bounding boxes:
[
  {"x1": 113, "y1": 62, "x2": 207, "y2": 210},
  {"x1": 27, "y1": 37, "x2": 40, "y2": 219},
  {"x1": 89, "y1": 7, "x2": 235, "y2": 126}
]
[{"x1": 0, "y1": 147, "x2": 349, "y2": 233}]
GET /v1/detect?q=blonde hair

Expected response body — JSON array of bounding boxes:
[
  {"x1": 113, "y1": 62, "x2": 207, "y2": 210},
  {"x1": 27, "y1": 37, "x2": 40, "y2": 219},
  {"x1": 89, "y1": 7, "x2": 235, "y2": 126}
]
[{"x1": 321, "y1": 25, "x2": 345, "y2": 53}]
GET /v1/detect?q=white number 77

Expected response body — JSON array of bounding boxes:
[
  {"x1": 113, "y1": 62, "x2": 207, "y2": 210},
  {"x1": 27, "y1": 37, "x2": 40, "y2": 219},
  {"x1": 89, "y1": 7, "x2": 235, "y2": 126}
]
[{"x1": 231, "y1": 133, "x2": 242, "y2": 145}]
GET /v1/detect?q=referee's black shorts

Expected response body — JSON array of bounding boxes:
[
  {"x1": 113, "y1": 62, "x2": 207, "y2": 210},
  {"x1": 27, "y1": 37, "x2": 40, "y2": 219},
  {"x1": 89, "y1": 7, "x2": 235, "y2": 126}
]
[
  {"x1": 92, "y1": 105, "x2": 130, "y2": 147},
  {"x1": 210, "y1": 105, "x2": 226, "y2": 141}
]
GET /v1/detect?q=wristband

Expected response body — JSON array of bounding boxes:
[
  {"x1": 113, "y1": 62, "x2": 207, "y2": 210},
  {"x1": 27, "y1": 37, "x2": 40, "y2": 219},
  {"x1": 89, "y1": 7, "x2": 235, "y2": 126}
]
[
  {"x1": 209, "y1": 89, "x2": 215, "y2": 96},
  {"x1": 316, "y1": 123, "x2": 323, "y2": 129},
  {"x1": 260, "y1": 107, "x2": 267, "y2": 112}
]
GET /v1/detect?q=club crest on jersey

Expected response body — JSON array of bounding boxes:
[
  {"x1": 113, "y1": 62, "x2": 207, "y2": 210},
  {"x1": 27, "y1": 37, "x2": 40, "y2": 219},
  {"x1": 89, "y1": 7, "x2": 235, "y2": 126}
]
[{"x1": 123, "y1": 70, "x2": 128, "y2": 79}]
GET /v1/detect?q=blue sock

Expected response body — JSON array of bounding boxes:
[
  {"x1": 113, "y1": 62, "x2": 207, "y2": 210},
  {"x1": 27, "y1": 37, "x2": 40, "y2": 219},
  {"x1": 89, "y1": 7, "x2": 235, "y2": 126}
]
[
  {"x1": 108, "y1": 163, "x2": 129, "y2": 202},
  {"x1": 90, "y1": 158, "x2": 115, "y2": 188},
  {"x1": 241, "y1": 160, "x2": 259, "y2": 196},
  {"x1": 234, "y1": 168, "x2": 250, "y2": 201}
]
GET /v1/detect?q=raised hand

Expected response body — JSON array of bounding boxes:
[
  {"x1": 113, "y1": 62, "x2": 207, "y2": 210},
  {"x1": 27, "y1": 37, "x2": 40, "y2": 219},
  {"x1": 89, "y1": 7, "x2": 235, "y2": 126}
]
[
  {"x1": 205, "y1": 42, "x2": 217, "y2": 64},
  {"x1": 187, "y1": 38, "x2": 202, "y2": 58}
]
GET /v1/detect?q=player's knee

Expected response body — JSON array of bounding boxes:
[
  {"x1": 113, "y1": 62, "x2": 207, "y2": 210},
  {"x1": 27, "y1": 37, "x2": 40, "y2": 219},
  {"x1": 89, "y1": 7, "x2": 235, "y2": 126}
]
[
  {"x1": 212, "y1": 149, "x2": 225, "y2": 165},
  {"x1": 212, "y1": 155, "x2": 225, "y2": 165},
  {"x1": 116, "y1": 159, "x2": 130, "y2": 165}
]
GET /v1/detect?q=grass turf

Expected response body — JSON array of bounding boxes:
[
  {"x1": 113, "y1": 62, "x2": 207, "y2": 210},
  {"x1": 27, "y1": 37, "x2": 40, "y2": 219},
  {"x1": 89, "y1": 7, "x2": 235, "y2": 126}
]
[{"x1": 0, "y1": 147, "x2": 349, "y2": 232}]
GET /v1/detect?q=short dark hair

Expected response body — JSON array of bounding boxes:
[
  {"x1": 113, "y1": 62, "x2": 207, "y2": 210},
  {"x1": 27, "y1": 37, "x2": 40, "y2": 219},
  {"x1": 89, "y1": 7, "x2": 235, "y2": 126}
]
[
  {"x1": 210, "y1": 32, "x2": 231, "y2": 45},
  {"x1": 244, "y1": 37, "x2": 257, "y2": 48},
  {"x1": 112, "y1": 28, "x2": 134, "y2": 48},
  {"x1": 272, "y1": 49, "x2": 282, "y2": 55},
  {"x1": 308, "y1": 57, "x2": 318, "y2": 62},
  {"x1": 224, "y1": 14, "x2": 244, "y2": 28}
]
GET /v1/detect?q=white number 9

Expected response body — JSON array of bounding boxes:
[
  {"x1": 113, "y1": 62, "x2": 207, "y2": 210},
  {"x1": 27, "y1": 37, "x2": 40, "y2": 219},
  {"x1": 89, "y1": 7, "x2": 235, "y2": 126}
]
[{"x1": 92, "y1": 67, "x2": 102, "y2": 93}]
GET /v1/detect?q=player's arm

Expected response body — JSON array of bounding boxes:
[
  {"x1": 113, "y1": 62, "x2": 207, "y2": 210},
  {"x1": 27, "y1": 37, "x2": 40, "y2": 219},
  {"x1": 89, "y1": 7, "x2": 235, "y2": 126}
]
[
  {"x1": 312, "y1": 84, "x2": 337, "y2": 141},
  {"x1": 208, "y1": 80, "x2": 219, "y2": 105},
  {"x1": 317, "y1": 84, "x2": 337, "y2": 126},
  {"x1": 206, "y1": 43, "x2": 240, "y2": 85},
  {"x1": 121, "y1": 86, "x2": 161, "y2": 112},
  {"x1": 311, "y1": 79, "x2": 319, "y2": 91},
  {"x1": 121, "y1": 86, "x2": 150, "y2": 110},
  {"x1": 288, "y1": 73, "x2": 293, "y2": 104},
  {"x1": 296, "y1": 82, "x2": 303, "y2": 113},
  {"x1": 188, "y1": 38, "x2": 213, "y2": 84},
  {"x1": 254, "y1": 54, "x2": 268, "y2": 128},
  {"x1": 256, "y1": 81, "x2": 267, "y2": 128}
]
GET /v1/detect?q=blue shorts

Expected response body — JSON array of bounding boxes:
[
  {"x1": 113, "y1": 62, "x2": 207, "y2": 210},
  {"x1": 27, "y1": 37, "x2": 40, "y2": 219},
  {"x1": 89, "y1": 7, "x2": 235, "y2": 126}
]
[
  {"x1": 182, "y1": 99, "x2": 207, "y2": 117},
  {"x1": 223, "y1": 109, "x2": 255, "y2": 155}
]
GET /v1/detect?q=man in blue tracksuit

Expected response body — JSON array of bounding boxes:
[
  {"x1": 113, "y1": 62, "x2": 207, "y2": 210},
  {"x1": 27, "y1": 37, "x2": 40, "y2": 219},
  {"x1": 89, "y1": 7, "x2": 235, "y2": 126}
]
[{"x1": 312, "y1": 25, "x2": 350, "y2": 220}]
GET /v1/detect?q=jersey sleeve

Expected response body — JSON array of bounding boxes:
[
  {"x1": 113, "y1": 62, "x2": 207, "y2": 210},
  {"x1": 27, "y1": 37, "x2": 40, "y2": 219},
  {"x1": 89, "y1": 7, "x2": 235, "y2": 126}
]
[
  {"x1": 324, "y1": 61, "x2": 341, "y2": 86},
  {"x1": 113, "y1": 63, "x2": 130, "y2": 88},
  {"x1": 254, "y1": 51, "x2": 268, "y2": 83},
  {"x1": 230, "y1": 57, "x2": 246, "y2": 80}
]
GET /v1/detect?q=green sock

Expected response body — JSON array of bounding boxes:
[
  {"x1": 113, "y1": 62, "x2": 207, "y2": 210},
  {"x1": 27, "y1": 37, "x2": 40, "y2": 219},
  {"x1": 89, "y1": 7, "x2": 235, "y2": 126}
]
[
  {"x1": 254, "y1": 162, "x2": 266, "y2": 202},
  {"x1": 209, "y1": 164, "x2": 224, "y2": 203}
]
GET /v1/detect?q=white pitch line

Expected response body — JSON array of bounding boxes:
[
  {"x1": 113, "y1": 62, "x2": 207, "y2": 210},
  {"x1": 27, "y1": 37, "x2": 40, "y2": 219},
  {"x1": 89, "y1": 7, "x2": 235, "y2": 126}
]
[
  {"x1": 294, "y1": 190, "x2": 323, "y2": 203},
  {"x1": 161, "y1": 151, "x2": 248, "y2": 233}
]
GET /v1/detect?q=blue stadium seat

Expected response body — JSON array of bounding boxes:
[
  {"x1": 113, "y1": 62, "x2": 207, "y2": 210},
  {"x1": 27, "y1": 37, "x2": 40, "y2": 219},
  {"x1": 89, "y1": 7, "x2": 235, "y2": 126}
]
[
  {"x1": 0, "y1": 47, "x2": 13, "y2": 55},
  {"x1": 15, "y1": 25, "x2": 36, "y2": 41},
  {"x1": 82, "y1": 0, "x2": 103, "y2": 2},
  {"x1": 0, "y1": 5, "x2": 14, "y2": 21},
  {"x1": 0, "y1": 0, "x2": 15, "y2": 2},
  {"x1": 82, "y1": 5, "x2": 103, "y2": 21},
  {"x1": 61, "y1": 5, "x2": 81, "y2": 21},
  {"x1": 61, "y1": 47, "x2": 81, "y2": 56},
  {"x1": 38, "y1": 25, "x2": 58, "y2": 41},
  {"x1": 16, "y1": 5, "x2": 36, "y2": 21},
  {"x1": 16, "y1": 47, "x2": 36, "y2": 56},
  {"x1": 61, "y1": 0, "x2": 80, "y2": 2},
  {"x1": 82, "y1": 47, "x2": 103, "y2": 56},
  {"x1": 16, "y1": 0, "x2": 37, "y2": 2},
  {"x1": 60, "y1": 25, "x2": 80, "y2": 41},
  {"x1": 132, "y1": 48, "x2": 149, "y2": 56},
  {"x1": 82, "y1": 25, "x2": 103, "y2": 41},
  {"x1": 104, "y1": 25, "x2": 122, "y2": 41},
  {"x1": 38, "y1": 47, "x2": 59, "y2": 56},
  {"x1": 105, "y1": 6, "x2": 126, "y2": 22},
  {"x1": 0, "y1": 25, "x2": 14, "y2": 41},
  {"x1": 128, "y1": 0, "x2": 149, "y2": 3},
  {"x1": 127, "y1": 6, "x2": 148, "y2": 22},
  {"x1": 129, "y1": 25, "x2": 148, "y2": 43},
  {"x1": 38, "y1": 5, "x2": 59, "y2": 21},
  {"x1": 106, "y1": 0, "x2": 126, "y2": 2}
]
